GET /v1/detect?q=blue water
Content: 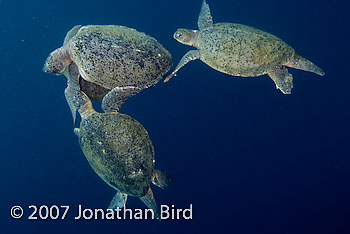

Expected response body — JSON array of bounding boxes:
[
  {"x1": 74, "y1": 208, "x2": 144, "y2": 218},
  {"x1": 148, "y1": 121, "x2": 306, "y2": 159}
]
[{"x1": 1, "y1": 0, "x2": 349, "y2": 233}]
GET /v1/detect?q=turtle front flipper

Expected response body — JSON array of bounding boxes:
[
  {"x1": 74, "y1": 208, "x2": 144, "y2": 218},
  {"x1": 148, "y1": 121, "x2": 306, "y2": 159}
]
[
  {"x1": 64, "y1": 64, "x2": 82, "y2": 125},
  {"x1": 164, "y1": 50, "x2": 200, "y2": 82},
  {"x1": 268, "y1": 66, "x2": 294, "y2": 94},
  {"x1": 64, "y1": 87, "x2": 77, "y2": 125},
  {"x1": 63, "y1": 25, "x2": 82, "y2": 46},
  {"x1": 283, "y1": 53, "x2": 325, "y2": 76},
  {"x1": 72, "y1": 90, "x2": 96, "y2": 119},
  {"x1": 101, "y1": 86, "x2": 141, "y2": 113},
  {"x1": 139, "y1": 187, "x2": 160, "y2": 220},
  {"x1": 198, "y1": 0, "x2": 213, "y2": 30},
  {"x1": 108, "y1": 191, "x2": 128, "y2": 210}
]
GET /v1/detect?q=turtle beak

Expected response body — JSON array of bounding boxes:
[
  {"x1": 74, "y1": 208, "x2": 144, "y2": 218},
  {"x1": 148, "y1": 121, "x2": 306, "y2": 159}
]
[
  {"x1": 43, "y1": 54, "x2": 55, "y2": 74},
  {"x1": 43, "y1": 47, "x2": 71, "y2": 75},
  {"x1": 43, "y1": 54, "x2": 65, "y2": 75}
]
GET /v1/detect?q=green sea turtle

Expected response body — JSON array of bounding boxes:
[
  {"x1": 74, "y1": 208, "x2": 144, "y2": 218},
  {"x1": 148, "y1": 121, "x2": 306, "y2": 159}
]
[
  {"x1": 43, "y1": 25, "x2": 172, "y2": 123},
  {"x1": 73, "y1": 90, "x2": 171, "y2": 219},
  {"x1": 165, "y1": 0, "x2": 325, "y2": 94}
]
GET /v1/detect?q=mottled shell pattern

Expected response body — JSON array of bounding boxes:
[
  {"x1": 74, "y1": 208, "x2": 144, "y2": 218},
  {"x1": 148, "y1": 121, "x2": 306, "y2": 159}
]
[
  {"x1": 78, "y1": 112, "x2": 155, "y2": 197},
  {"x1": 198, "y1": 23, "x2": 294, "y2": 77},
  {"x1": 70, "y1": 25, "x2": 172, "y2": 90}
]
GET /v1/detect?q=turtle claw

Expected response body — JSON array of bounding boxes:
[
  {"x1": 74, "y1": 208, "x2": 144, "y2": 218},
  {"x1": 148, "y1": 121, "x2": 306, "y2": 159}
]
[{"x1": 73, "y1": 128, "x2": 80, "y2": 137}]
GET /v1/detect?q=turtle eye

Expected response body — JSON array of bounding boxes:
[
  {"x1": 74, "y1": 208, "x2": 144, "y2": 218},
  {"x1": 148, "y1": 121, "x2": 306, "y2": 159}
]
[{"x1": 175, "y1": 32, "x2": 182, "y2": 38}]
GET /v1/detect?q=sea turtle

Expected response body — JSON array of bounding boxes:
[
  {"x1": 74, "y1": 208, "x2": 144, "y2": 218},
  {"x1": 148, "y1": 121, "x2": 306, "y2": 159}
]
[
  {"x1": 43, "y1": 25, "x2": 172, "y2": 123},
  {"x1": 73, "y1": 89, "x2": 171, "y2": 219},
  {"x1": 165, "y1": 0, "x2": 325, "y2": 94}
]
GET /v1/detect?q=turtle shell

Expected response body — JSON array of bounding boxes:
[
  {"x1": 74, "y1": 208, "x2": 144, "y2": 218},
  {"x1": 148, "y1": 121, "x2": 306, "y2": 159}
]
[
  {"x1": 78, "y1": 112, "x2": 155, "y2": 197},
  {"x1": 69, "y1": 25, "x2": 172, "y2": 90},
  {"x1": 198, "y1": 23, "x2": 294, "y2": 77}
]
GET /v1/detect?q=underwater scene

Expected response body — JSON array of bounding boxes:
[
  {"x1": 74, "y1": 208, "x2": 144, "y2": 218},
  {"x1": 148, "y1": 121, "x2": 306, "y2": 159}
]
[{"x1": 1, "y1": 0, "x2": 350, "y2": 233}]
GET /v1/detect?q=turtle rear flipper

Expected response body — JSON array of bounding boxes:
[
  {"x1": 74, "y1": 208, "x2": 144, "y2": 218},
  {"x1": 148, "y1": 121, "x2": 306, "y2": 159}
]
[
  {"x1": 108, "y1": 192, "x2": 128, "y2": 210},
  {"x1": 139, "y1": 187, "x2": 160, "y2": 220},
  {"x1": 268, "y1": 66, "x2": 294, "y2": 94},
  {"x1": 152, "y1": 169, "x2": 172, "y2": 189},
  {"x1": 284, "y1": 53, "x2": 325, "y2": 76}
]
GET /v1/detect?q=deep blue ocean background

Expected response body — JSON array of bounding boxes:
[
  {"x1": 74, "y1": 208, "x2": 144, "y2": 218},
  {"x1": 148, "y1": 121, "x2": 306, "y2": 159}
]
[{"x1": 1, "y1": 0, "x2": 349, "y2": 233}]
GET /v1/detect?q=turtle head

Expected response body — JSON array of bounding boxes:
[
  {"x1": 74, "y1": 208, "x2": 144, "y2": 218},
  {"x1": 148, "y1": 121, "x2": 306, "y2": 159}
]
[
  {"x1": 173, "y1": 29, "x2": 199, "y2": 47},
  {"x1": 43, "y1": 47, "x2": 71, "y2": 75}
]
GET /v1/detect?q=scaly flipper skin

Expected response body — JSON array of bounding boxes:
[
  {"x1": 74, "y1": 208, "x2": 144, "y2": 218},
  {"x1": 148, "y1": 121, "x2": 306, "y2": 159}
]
[
  {"x1": 198, "y1": 0, "x2": 213, "y2": 30},
  {"x1": 72, "y1": 89, "x2": 95, "y2": 119},
  {"x1": 64, "y1": 63, "x2": 81, "y2": 125},
  {"x1": 108, "y1": 192, "x2": 128, "y2": 210},
  {"x1": 268, "y1": 67, "x2": 294, "y2": 94},
  {"x1": 283, "y1": 53, "x2": 325, "y2": 76},
  {"x1": 164, "y1": 50, "x2": 200, "y2": 82},
  {"x1": 101, "y1": 86, "x2": 142, "y2": 113},
  {"x1": 63, "y1": 25, "x2": 82, "y2": 46},
  {"x1": 64, "y1": 87, "x2": 77, "y2": 125},
  {"x1": 139, "y1": 187, "x2": 160, "y2": 220}
]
